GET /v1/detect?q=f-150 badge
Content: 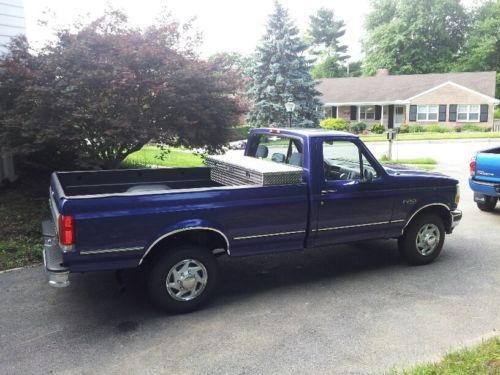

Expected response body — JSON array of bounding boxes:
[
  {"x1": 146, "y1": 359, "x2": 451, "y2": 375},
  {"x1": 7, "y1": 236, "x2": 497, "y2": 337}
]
[{"x1": 403, "y1": 198, "x2": 417, "y2": 205}]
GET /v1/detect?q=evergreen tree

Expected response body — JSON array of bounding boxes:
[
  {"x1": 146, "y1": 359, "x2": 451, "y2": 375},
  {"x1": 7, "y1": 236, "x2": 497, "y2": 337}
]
[
  {"x1": 307, "y1": 8, "x2": 350, "y2": 79},
  {"x1": 247, "y1": 2, "x2": 322, "y2": 128}
]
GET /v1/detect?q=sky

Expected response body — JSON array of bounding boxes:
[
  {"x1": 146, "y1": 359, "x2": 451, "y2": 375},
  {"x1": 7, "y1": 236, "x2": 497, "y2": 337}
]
[{"x1": 24, "y1": 0, "x2": 373, "y2": 61}]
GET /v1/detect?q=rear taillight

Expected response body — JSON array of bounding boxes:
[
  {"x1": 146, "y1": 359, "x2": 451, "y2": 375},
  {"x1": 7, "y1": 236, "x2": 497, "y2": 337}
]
[
  {"x1": 58, "y1": 215, "x2": 74, "y2": 246},
  {"x1": 469, "y1": 156, "x2": 476, "y2": 176}
]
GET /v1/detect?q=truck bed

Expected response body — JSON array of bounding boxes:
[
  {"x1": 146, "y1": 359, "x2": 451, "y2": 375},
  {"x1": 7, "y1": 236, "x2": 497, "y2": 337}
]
[{"x1": 53, "y1": 167, "x2": 222, "y2": 197}]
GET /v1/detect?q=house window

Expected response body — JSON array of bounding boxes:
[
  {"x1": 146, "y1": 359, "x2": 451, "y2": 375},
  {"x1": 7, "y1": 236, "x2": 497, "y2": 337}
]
[
  {"x1": 457, "y1": 105, "x2": 480, "y2": 122},
  {"x1": 360, "y1": 106, "x2": 375, "y2": 120},
  {"x1": 417, "y1": 105, "x2": 438, "y2": 121}
]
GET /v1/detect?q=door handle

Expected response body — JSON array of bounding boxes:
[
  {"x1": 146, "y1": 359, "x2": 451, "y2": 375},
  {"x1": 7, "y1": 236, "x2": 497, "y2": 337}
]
[{"x1": 321, "y1": 189, "x2": 337, "y2": 195}]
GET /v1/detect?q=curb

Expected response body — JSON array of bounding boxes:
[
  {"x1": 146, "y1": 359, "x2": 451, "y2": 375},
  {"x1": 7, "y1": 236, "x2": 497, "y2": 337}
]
[{"x1": 0, "y1": 264, "x2": 40, "y2": 274}]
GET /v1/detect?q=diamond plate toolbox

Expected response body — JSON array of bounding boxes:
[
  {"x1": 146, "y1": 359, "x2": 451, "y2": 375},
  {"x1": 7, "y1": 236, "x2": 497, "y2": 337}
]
[{"x1": 205, "y1": 154, "x2": 303, "y2": 186}]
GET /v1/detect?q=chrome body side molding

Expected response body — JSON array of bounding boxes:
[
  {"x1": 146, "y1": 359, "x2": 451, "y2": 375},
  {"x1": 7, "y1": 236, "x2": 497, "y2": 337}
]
[
  {"x1": 233, "y1": 230, "x2": 306, "y2": 240},
  {"x1": 80, "y1": 246, "x2": 144, "y2": 255}
]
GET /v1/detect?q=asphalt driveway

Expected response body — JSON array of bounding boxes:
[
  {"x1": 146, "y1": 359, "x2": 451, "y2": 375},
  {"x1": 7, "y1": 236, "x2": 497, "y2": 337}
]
[{"x1": 1, "y1": 139, "x2": 499, "y2": 374}]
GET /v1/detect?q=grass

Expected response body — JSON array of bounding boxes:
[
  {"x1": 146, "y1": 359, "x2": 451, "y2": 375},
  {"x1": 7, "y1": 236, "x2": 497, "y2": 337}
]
[
  {"x1": 0, "y1": 175, "x2": 50, "y2": 270},
  {"x1": 379, "y1": 156, "x2": 437, "y2": 171},
  {"x1": 394, "y1": 337, "x2": 500, "y2": 374},
  {"x1": 361, "y1": 132, "x2": 500, "y2": 142},
  {"x1": 122, "y1": 146, "x2": 205, "y2": 168}
]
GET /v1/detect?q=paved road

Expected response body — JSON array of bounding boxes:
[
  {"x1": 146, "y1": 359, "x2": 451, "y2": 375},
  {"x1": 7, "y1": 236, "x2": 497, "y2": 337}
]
[{"x1": 1, "y1": 140, "x2": 499, "y2": 374}]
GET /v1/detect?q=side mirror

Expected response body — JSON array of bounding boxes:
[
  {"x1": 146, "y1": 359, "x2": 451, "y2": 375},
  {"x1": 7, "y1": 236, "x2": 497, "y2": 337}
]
[{"x1": 362, "y1": 169, "x2": 374, "y2": 183}]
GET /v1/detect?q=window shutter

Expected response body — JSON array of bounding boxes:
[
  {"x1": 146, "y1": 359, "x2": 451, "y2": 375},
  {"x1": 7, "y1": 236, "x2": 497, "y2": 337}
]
[
  {"x1": 374, "y1": 105, "x2": 382, "y2": 120},
  {"x1": 388, "y1": 105, "x2": 394, "y2": 129},
  {"x1": 332, "y1": 106, "x2": 337, "y2": 118},
  {"x1": 480, "y1": 104, "x2": 488, "y2": 122},
  {"x1": 449, "y1": 104, "x2": 457, "y2": 122},
  {"x1": 409, "y1": 105, "x2": 417, "y2": 122},
  {"x1": 438, "y1": 105, "x2": 446, "y2": 122},
  {"x1": 350, "y1": 106, "x2": 357, "y2": 121}
]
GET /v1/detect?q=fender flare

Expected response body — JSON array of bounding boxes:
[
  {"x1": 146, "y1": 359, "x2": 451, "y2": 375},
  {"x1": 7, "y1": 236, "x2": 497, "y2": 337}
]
[
  {"x1": 401, "y1": 203, "x2": 452, "y2": 235},
  {"x1": 139, "y1": 222, "x2": 230, "y2": 265}
]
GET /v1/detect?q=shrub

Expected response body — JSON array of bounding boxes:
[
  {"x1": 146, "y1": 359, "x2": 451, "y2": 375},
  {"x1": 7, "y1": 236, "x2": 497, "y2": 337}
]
[
  {"x1": 371, "y1": 123, "x2": 385, "y2": 134},
  {"x1": 425, "y1": 124, "x2": 452, "y2": 133},
  {"x1": 494, "y1": 108, "x2": 500, "y2": 119},
  {"x1": 320, "y1": 117, "x2": 349, "y2": 131},
  {"x1": 350, "y1": 122, "x2": 367, "y2": 134},
  {"x1": 461, "y1": 123, "x2": 490, "y2": 132},
  {"x1": 230, "y1": 125, "x2": 251, "y2": 141},
  {"x1": 0, "y1": 12, "x2": 244, "y2": 170},
  {"x1": 408, "y1": 124, "x2": 425, "y2": 133},
  {"x1": 398, "y1": 124, "x2": 409, "y2": 133},
  {"x1": 453, "y1": 125, "x2": 462, "y2": 133}
]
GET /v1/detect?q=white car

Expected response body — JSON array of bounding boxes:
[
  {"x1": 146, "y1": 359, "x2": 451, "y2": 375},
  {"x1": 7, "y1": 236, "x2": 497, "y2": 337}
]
[{"x1": 229, "y1": 140, "x2": 247, "y2": 150}]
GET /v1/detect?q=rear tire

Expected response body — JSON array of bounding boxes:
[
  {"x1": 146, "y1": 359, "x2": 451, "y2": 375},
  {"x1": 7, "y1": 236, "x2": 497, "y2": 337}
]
[
  {"x1": 477, "y1": 196, "x2": 498, "y2": 212},
  {"x1": 147, "y1": 244, "x2": 218, "y2": 314},
  {"x1": 398, "y1": 214, "x2": 445, "y2": 265}
]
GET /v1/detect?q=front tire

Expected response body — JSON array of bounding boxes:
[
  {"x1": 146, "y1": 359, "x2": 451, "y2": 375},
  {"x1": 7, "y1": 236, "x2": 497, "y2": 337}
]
[
  {"x1": 398, "y1": 214, "x2": 445, "y2": 265},
  {"x1": 147, "y1": 244, "x2": 218, "y2": 313},
  {"x1": 477, "y1": 196, "x2": 498, "y2": 212}
]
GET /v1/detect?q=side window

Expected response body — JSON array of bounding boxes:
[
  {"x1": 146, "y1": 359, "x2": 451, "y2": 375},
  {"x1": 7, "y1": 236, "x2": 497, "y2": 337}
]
[
  {"x1": 323, "y1": 140, "x2": 377, "y2": 181},
  {"x1": 248, "y1": 135, "x2": 304, "y2": 168}
]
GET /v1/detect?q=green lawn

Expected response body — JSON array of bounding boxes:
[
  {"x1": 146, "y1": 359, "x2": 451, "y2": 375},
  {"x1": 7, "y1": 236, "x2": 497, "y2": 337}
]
[
  {"x1": 395, "y1": 337, "x2": 500, "y2": 374},
  {"x1": 122, "y1": 146, "x2": 205, "y2": 168},
  {"x1": 361, "y1": 132, "x2": 500, "y2": 142},
  {"x1": 379, "y1": 156, "x2": 437, "y2": 171}
]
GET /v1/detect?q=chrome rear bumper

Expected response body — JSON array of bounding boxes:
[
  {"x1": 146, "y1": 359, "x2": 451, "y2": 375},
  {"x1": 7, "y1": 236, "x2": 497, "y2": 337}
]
[
  {"x1": 42, "y1": 220, "x2": 70, "y2": 288},
  {"x1": 450, "y1": 209, "x2": 462, "y2": 230}
]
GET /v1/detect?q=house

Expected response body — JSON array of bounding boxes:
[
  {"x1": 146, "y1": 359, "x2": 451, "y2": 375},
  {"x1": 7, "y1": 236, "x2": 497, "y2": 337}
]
[
  {"x1": 0, "y1": 0, "x2": 25, "y2": 185},
  {"x1": 317, "y1": 69, "x2": 499, "y2": 129}
]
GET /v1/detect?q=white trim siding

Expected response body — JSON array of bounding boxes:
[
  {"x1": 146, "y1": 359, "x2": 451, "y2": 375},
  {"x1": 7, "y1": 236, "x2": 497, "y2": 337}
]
[
  {"x1": 0, "y1": 0, "x2": 24, "y2": 184},
  {"x1": 323, "y1": 100, "x2": 408, "y2": 106}
]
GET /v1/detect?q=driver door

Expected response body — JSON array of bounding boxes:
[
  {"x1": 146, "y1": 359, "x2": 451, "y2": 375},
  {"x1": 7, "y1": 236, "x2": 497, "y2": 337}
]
[{"x1": 314, "y1": 139, "x2": 394, "y2": 247}]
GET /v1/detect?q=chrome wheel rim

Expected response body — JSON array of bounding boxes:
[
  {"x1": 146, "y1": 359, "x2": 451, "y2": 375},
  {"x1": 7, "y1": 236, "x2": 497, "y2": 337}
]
[
  {"x1": 415, "y1": 224, "x2": 440, "y2": 256},
  {"x1": 166, "y1": 259, "x2": 208, "y2": 301}
]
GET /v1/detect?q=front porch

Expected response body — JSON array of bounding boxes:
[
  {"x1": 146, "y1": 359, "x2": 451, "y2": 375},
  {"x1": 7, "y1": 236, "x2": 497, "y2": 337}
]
[{"x1": 324, "y1": 103, "x2": 407, "y2": 129}]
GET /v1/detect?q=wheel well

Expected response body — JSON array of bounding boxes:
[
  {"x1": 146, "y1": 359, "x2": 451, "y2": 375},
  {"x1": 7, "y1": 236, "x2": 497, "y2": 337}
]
[
  {"x1": 140, "y1": 229, "x2": 229, "y2": 267},
  {"x1": 404, "y1": 205, "x2": 452, "y2": 234}
]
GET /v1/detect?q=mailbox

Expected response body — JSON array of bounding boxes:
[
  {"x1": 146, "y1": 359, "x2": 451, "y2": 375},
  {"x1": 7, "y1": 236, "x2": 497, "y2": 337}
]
[{"x1": 386, "y1": 129, "x2": 397, "y2": 141}]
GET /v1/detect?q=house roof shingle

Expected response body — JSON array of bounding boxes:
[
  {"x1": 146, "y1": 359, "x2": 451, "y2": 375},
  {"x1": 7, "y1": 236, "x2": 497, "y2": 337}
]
[{"x1": 317, "y1": 71, "x2": 497, "y2": 104}]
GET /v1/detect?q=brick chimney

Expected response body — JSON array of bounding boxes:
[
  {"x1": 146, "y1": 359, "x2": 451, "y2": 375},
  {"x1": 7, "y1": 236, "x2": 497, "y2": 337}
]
[{"x1": 376, "y1": 68, "x2": 389, "y2": 76}]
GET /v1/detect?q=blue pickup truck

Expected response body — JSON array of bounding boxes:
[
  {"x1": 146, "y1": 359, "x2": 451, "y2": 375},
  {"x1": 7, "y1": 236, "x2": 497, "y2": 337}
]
[
  {"x1": 43, "y1": 128, "x2": 462, "y2": 313},
  {"x1": 469, "y1": 146, "x2": 500, "y2": 211}
]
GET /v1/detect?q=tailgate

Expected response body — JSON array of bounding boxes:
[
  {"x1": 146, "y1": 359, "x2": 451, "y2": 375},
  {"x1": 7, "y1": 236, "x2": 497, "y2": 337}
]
[{"x1": 475, "y1": 148, "x2": 500, "y2": 183}]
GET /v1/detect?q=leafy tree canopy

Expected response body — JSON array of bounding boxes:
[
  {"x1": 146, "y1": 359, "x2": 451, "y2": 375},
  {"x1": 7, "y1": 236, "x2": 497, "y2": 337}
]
[
  {"x1": 453, "y1": 0, "x2": 500, "y2": 97},
  {"x1": 0, "y1": 10, "x2": 244, "y2": 170},
  {"x1": 247, "y1": 1, "x2": 322, "y2": 127},
  {"x1": 362, "y1": 0, "x2": 468, "y2": 75}
]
